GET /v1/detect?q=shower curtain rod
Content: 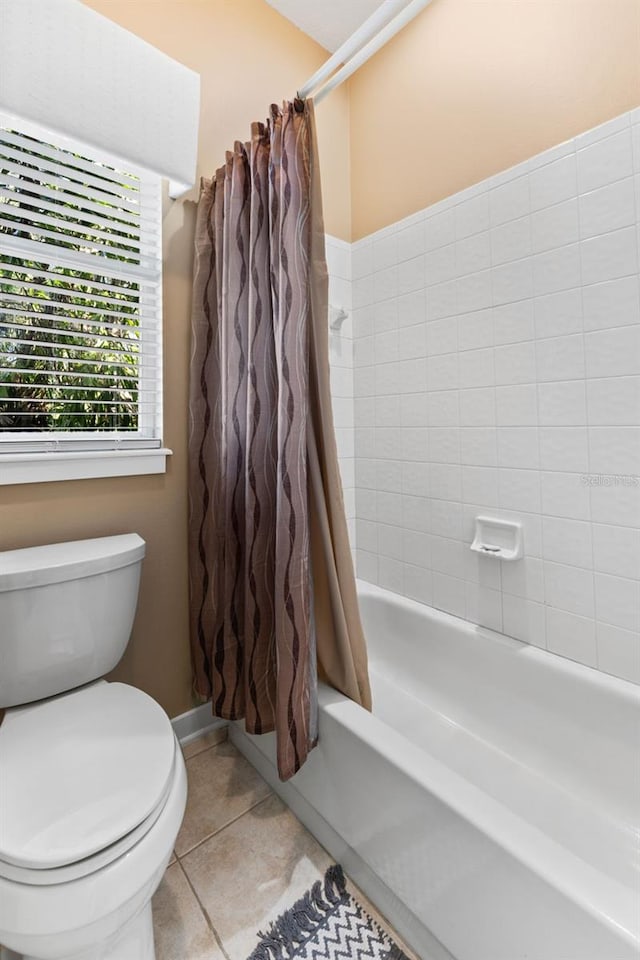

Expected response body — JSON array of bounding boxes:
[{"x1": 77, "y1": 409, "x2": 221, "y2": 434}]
[
  {"x1": 298, "y1": 0, "x2": 434, "y2": 104},
  {"x1": 297, "y1": 0, "x2": 408, "y2": 99}
]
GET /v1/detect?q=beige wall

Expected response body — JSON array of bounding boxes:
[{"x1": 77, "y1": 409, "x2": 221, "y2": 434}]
[
  {"x1": 349, "y1": 0, "x2": 640, "y2": 239},
  {"x1": 0, "y1": 0, "x2": 350, "y2": 719}
]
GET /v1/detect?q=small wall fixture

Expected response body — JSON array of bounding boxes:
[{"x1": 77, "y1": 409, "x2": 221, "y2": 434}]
[
  {"x1": 329, "y1": 305, "x2": 348, "y2": 331},
  {"x1": 470, "y1": 516, "x2": 523, "y2": 561}
]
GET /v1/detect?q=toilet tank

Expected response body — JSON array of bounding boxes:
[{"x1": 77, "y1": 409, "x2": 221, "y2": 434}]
[{"x1": 0, "y1": 534, "x2": 145, "y2": 709}]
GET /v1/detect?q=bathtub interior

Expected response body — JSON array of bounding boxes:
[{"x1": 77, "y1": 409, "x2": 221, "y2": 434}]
[{"x1": 356, "y1": 581, "x2": 639, "y2": 891}]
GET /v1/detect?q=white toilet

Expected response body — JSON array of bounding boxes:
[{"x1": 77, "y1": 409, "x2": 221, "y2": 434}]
[{"x1": 0, "y1": 534, "x2": 187, "y2": 960}]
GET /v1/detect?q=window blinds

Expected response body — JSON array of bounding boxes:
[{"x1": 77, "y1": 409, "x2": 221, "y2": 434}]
[{"x1": 0, "y1": 118, "x2": 163, "y2": 449}]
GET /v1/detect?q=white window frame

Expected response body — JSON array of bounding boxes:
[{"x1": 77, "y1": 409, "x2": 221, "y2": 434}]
[{"x1": 0, "y1": 113, "x2": 171, "y2": 485}]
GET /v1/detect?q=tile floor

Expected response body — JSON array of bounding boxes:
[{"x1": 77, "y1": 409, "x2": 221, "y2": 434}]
[{"x1": 153, "y1": 728, "x2": 418, "y2": 960}]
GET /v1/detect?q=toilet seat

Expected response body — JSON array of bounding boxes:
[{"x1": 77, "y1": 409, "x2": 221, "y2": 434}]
[
  {"x1": 0, "y1": 680, "x2": 176, "y2": 885},
  {"x1": 0, "y1": 756, "x2": 175, "y2": 885}
]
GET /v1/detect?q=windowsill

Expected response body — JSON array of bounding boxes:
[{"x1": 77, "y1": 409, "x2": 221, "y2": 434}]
[{"x1": 0, "y1": 448, "x2": 173, "y2": 486}]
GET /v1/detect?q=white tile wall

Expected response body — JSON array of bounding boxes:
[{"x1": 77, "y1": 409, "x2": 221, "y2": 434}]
[
  {"x1": 326, "y1": 235, "x2": 355, "y2": 546},
  {"x1": 348, "y1": 109, "x2": 640, "y2": 686}
]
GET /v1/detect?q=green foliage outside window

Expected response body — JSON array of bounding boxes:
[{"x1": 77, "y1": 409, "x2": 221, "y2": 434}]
[{"x1": 0, "y1": 133, "x2": 143, "y2": 433}]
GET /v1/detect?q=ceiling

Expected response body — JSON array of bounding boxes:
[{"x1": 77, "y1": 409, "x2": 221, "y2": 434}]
[{"x1": 265, "y1": 0, "x2": 386, "y2": 53}]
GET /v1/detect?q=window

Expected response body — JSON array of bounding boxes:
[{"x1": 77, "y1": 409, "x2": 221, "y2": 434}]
[{"x1": 0, "y1": 114, "x2": 168, "y2": 484}]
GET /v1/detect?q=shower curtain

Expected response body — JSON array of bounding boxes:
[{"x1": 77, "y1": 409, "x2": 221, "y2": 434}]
[{"x1": 188, "y1": 99, "x2": 371, "y2": 781}]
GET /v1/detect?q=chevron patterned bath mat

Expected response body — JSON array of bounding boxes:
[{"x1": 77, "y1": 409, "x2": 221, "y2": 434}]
[{"x1": 246, "y1": 865, "x2": 410, "y2": 960}]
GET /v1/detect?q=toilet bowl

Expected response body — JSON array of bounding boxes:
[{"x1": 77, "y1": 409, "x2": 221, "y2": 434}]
[{"x1": 0, "y1": 535, "x2": 187, "y2": 960}]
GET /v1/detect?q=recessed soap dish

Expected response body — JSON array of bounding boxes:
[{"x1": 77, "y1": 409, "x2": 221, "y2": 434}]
[{"x1": 470, "y1": 516, "x2": 523, "y2": 561}]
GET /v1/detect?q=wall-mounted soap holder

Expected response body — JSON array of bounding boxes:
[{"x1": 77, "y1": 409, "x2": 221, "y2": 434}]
[{"x1": 470, "y1": 516, "x2": 523, "y2": 561}]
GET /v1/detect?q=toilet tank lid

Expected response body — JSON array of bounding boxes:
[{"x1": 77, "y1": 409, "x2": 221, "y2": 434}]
[{"x1": 0, "y1": 534, "x2": 146, "y2": 593}]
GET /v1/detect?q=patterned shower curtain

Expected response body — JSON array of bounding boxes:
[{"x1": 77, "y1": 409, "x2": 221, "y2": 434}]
[{"x1": 188, "y1": 99, "x2": 371, "y2": 781}]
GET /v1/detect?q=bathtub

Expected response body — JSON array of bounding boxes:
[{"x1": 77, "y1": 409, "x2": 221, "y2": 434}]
[{"x1": 231, "y1": 580, "x2": 640, "y2": 960}]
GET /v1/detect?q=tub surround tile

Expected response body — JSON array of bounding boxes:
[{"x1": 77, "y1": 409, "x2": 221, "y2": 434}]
[
  {"x1": 496, "y1": 385, "x2": 537, "y2": 426},
  {"x1": 531, "y1": 199, "x2": 579, "y2": 254},
  {"x1": 348, "y1": 108, "x2": 640, "y2": 685},
  {"x1": 575, "y1": 112, "x2": 632, "y2": 149},
  {"x1": 582, "y1": 276, "x2": 640, "y2": 331},
  {"x1": 592, "y1": 523, "x2": 640, "y2": 579},
  {"x1": 494, "y1": 299, "x2": 535, "y2": 344},
  {"x1": 492, "y1": 257, "x2": 534, "y2": 305},
  {"x1": 356, "y1": 549, "x2": 378, "y2": 581},
  {"x1": 576, "y1": 129, "x2": 634, "y2": 195},
  {"x1": 589, "y1": 480, "x2": 640, "y2": 529},
  {"x1": 529, "y1": 154, "x2": 577, "y2": 212},
  {"x1": 404, "y1": 562, "x2": 434, "y2": 604},
  {"x1": 534, "y1": 288, "x2": 582, "y2": 339},
  {"x1": 462, "y1": 465, "x2": 499, "y2": 508},
  {"x1": 326, "y1": 237, "x2": 355, "y2": 538},
  {"x1": 497, "y1": 427, "x2": 540, "y2": 470},
  {"x1": 465, "y1": 581, "x2": 503, "y2": 632},
  {"x1": 432, "y1": 571, "x2": 466, "y2": 618},
  {"x1": 535, "y1": 334, "x2": 585, "y2": 382},
  {"x1": 489, "y1": 175, "x2": 530, "y2": 226},
  {"x1": 454, "y1": 192, "x2": 489, "y2": 239},
  {"x1": 491, "y1": 216, "x2": 531, "y2": 265},
  {"x1": 501, "y1": 557, "x2": 545, "y2": 602},
  {"x1": 580, "y1": 227, "x2": 638, "y2": 286},
  {"x1": 545, "y1": 608, "x2": 597, "y2": 667},
  {"x1": 503, "y1": 596, "x2": 546, "y2": 647},
  {"x1": 494, "y1": 341, "x2": 536, "y2": 386},
  {"x1": 461, "y1": 386, "x2": 496, "y2": 426},
  {"x1": 538, "y1": 381, "x2": 586, "y2": 426},
  {"x1": 431, "y1": 535, "x2": 465, "y2": 577},
  {"x1": 597, "y1": 623, "x2": 640, "y2": 684},
  {"x1": 553, "y1": 465, "x2": 594, "y2": 519},
  {"x1": 542, "y1": 516, "x2": 592, "y2": 569},
  {"x1": 532, "y1": 243, "x2": 581, "y2": 296},
  {"x1": 397, "y1": 220, "x2": 426, "y2": 262},
  {"x1": 379, "y1": 555, "x2": 405, "y2": 592},
  {"x1": 594, "y1": 573, "x2": 640, "y2": 634},
  {"x1": 589, "y1": 426, "x2": 640, "y2": 476},
  {"x1": 175, "y1": 741, "x2": 272, "y2": 857},
  {"x1": 539, "y1": 427, "x2": 589, "y2": 473},
  {"x1": 579, "y1": 177, "x2": 636, "y2": 239},
  {"x1": 426, "y1": 208, "x2": 456, "y2": 250}
]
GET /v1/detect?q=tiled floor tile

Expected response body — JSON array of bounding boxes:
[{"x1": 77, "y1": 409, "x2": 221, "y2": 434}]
[
  {"x1": 180, "y1": 794, "x2": 333, "y2": 960},
  {"x1": 152, "y1": 862, "x2": 224, "y2": 960},
  {"x1": 182, "y1": 725, "x2": 229, "y2": 760},
  {"x1": 175, "y1": 741, "x2": 271, "y2": 857}
]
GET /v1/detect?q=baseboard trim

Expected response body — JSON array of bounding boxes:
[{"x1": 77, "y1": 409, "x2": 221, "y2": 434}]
[{"x1": 171, "y1": 701, "x2": 227, "y2": 746}]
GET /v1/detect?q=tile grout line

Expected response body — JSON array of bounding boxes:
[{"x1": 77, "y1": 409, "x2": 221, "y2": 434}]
[
  {"x1": 176, "y1": 857, "x2": 231, "y2": 960},
  {"x1": 176, "y1": 791, "x2": 275, "y2": 862}
]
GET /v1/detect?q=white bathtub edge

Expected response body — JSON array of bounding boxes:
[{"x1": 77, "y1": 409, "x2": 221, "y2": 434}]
[
  {"x1": 230, "y1": 721, "x2": 456, "y2": 960},
  {"x1": 356, "y1": 579, "x2": 640, "y2": 701}
]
